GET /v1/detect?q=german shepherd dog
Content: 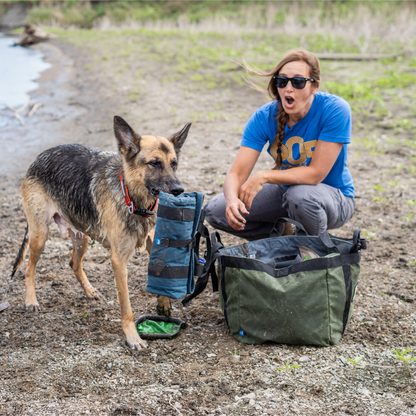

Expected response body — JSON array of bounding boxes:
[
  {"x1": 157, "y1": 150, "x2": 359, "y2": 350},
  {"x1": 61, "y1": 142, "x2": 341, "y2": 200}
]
[{"x1": 11, "y1": 116, "x2": 191, "y2": 350}]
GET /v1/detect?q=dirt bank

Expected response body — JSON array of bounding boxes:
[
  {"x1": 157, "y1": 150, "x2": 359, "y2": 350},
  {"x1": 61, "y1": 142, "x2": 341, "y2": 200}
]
[{"x1": 0, "y1": 35, "x2": 415, "y2": 416}]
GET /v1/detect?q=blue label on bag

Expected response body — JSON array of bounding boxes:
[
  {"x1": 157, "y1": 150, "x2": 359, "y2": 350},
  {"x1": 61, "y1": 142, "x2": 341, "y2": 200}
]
[
  {"x1": 155, "y1": 238, "x2": 161, "y2": 245},
  {"x1": 239, "y1": 329, "x2": 245, "y2": 337}
]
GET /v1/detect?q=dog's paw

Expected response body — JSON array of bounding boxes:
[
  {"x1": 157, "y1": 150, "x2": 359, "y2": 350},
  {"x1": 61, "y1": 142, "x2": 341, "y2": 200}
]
[
  {"x1": 156, "y1": 304, "x2": 171, "y2": 317},
  {"x1": 126, "y1": 335, "x2": 148, "y2": 350},
  {"x1": 25, "y1": 303, "x2": 41, "y2": 313},
  {"x1": 156, "y1": 295, "x2": 172, "y2": 317},
  {"x1": 85, "y1": 286, "x2": 100, "y2": 300}
]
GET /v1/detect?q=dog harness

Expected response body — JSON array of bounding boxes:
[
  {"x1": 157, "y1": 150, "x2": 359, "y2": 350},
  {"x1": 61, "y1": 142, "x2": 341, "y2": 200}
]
[{"x1": 119, "y1": 171, "x2": 158, "y2": 218}]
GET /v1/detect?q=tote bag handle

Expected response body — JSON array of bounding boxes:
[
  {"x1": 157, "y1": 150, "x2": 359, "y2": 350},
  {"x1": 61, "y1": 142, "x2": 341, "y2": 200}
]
[{"x1": 270, "y1": 217, "x2": 308, "y2": 237}]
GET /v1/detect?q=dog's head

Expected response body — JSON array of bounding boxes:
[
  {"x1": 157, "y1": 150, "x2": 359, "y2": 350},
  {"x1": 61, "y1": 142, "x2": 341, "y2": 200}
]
[{"x1": 113, "y1": 116, "x2": 191, "y2": 198}]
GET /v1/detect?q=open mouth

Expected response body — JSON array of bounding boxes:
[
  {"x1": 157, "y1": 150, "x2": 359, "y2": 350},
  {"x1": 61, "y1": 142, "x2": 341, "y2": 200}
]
[{"x1": 285, "y1": 96, "x2": 295, "y2": 108}]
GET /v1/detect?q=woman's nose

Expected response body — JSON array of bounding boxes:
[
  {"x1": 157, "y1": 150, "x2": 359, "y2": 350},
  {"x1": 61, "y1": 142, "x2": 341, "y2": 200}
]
[{"x1": 285, "y1": 81, "x2": 294, "y2": 92}]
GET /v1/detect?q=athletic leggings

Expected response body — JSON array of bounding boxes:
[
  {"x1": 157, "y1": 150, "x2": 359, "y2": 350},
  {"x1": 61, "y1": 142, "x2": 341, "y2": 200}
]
[{"x1": 204, "y1": 183, "x2": 355, "y2": 240}]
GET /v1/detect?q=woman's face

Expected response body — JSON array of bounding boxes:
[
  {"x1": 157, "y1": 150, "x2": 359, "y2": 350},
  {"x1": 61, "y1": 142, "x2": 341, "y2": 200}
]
[{"x1": 277, "y1": 60, "x2": 318, "y2": 123}]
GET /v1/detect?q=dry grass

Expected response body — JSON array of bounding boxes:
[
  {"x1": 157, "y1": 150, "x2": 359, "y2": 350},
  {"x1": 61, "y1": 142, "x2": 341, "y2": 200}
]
[{"x1": 89, "y1": 2, "x2": 416, "y2": 54}]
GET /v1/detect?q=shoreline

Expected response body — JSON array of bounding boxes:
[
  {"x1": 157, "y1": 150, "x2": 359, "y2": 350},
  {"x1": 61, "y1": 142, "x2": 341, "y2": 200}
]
[{"x1": 0, "y1": 38, "x2": 118, "y2": 186}]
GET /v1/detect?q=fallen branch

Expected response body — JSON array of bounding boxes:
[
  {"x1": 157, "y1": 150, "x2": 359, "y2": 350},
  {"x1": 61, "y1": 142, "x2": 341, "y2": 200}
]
[
  {"x1": 168, "y1": 398, "x2": 183, "y2": 416},
  {"x1": 15, "y1": 96, "x2": 31, "y2": 114},
  {"x1": 7, "y1": 106, "x2": 25, "y2": 126},
  {"x1": 316, "y1": 53, "x2": 397, "y2": 61},
  {"x1": 29, "y1": 102, "x2": 43, "y2": 117}
]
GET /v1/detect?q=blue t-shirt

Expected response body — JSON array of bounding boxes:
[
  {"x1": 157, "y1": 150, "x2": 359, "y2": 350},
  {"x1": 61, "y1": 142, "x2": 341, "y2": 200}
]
[{"x1": 241, "y1": 92, "x2": 354, "y2": 197}]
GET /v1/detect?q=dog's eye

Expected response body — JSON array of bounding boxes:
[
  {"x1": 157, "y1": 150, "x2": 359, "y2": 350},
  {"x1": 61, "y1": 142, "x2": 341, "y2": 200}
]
[
  {"x1": 171, "y1": 161, "x2": 178, "y2": 170},
  {"x1": 148, "y1": 160, "x2": 162, "y2": 168}
]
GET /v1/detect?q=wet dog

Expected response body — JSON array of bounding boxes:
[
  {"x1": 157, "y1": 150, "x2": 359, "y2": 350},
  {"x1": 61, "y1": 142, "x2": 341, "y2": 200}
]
[{"x1": 11, "y1": 116, "x2": 191, "y2": 349}]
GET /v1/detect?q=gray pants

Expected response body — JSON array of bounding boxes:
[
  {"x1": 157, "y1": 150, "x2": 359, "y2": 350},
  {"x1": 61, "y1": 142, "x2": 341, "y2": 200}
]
[{"x1": 204, "y1": 183, "x2": 355, "y2": 239}]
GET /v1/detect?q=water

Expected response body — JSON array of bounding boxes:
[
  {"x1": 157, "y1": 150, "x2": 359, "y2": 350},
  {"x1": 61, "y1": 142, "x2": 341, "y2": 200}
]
[{"x1": 0, "y1": 33, "x2": 51, "y2": 111}]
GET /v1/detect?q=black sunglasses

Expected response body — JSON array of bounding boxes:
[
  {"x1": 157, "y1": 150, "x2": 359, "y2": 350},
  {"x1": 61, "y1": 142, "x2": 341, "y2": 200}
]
[{"x1": 273, "y1": 75, "x2": 315, "y2": 90}]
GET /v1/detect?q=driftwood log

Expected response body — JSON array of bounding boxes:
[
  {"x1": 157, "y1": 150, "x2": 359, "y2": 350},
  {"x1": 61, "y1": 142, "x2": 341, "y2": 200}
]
[
  {"x1": 14, "y1": 23, "x2": 56, "y2": 47},
  {"x1": 316, "y1": 53, "x2": 397, "y2": 61}
]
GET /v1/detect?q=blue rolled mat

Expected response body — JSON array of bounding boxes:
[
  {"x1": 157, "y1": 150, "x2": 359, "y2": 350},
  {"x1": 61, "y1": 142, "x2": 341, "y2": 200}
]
[{"x1": 146, "y1": 191, "x2": 204, "y2": 299}]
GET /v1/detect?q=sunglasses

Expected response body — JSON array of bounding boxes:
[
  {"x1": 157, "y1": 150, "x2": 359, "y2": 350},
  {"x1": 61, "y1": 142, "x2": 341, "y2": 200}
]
[{"x1": 273, "y1": 75, "x2": 315, "y2": 90}]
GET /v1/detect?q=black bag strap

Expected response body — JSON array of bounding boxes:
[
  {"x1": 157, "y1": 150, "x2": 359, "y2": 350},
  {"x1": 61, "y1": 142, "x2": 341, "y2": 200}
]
[
  {"x1": 270, "y1": 217, "x2": 308, "y2": 237},
  {"x1": 157, "y1": 205, "x2": 195, "y2": 222},
  {"x1": 342, "y1": 263, "x2": 353, "y2": 334},
  {"x1": 154, "y1": 237, "x2": 195, "y2": 249},
  {"x1": 320, "y1": 229, "x2": 366, "y2": 255},
  {"x1": 182, "y1": 228, "x2": 223, "y2": 307},
  {"x1": 319, "y1": 231, "x2": 350, "y2": 255},
  {"x1": 341, "y1": 229, "x2": 364, "y2": 333},
  {"x1": 351, "y1": 229, "x2": 366, "y2": 252}
]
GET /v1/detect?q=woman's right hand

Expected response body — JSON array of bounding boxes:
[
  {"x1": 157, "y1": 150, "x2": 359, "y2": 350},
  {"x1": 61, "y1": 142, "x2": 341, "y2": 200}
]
[
  {"x1": 223, "y1": 146, "x2": 260, "y2": 230},
  {"x1": 225, "y1": 195, "x2": 250, "y2": 230}
]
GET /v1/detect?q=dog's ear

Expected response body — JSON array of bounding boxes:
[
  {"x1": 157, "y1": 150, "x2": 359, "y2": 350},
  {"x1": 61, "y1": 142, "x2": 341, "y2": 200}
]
[
  {"x1": 113, "y1": 116, "x2": 141, "y2": 158},
  {"x1": 168, "y1": 122, "x2": 191, "y2": 154}
]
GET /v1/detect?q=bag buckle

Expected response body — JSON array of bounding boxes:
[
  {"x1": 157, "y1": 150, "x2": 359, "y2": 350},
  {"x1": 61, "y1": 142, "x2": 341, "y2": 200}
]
[{"x1": 187, "y1": 238, "x2": 196, "y2": 251}]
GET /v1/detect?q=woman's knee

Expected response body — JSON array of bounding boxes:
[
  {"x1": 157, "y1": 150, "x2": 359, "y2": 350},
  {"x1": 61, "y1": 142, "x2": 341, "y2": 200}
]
[
  {"x1": 283, "y1": 185, "x2": 322, "y2": 214},
  {"x1": 283, "y1": 185, "x2": 327, "y2": 235}
]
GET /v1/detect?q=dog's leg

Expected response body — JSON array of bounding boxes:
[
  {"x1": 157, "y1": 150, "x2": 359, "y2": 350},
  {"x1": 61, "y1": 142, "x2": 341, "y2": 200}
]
[
  {"x1": 21, "y1": 182, "x2": 53, "y2": 312},
  {"x1": 24, "y1": 224, "x2": 48, "y2": 312},
  {"x1": 144, "y1": 230, "x2": 172, "y2": 317},
  {"x1": 145, "y1": 229, "x2": 154, "y2": 254},
  {"x1": 68, "y1": 230, "x2": 99, "y2": 300},
  {"x1": 111, "y1": 247, "x2": 147, "y2": 350}
]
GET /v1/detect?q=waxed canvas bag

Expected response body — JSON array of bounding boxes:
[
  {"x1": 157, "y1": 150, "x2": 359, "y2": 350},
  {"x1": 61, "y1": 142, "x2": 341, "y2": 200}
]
[{"x1": 212, "y1": 220, "x2": 366, "y2": 346}]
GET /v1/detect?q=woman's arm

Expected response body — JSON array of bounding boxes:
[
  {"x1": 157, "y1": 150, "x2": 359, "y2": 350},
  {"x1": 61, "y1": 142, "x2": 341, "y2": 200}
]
[
  {"x1": 239, "y1": 140, "x2": 343, "y2": 209},
  {"x1": 224, "y1": 146, "x2": 261, "y2": 230}
]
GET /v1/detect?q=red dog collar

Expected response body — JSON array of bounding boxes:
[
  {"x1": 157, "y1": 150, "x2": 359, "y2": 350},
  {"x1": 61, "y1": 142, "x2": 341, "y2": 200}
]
[{"x1": 119, "y1": 171, "x2": 158, "y2": 218}]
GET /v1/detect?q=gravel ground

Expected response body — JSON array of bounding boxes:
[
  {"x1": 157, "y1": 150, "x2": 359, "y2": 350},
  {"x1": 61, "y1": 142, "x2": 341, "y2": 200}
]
[{"x1": 1, "y1": 29, "x2": 416, "y2": 416}]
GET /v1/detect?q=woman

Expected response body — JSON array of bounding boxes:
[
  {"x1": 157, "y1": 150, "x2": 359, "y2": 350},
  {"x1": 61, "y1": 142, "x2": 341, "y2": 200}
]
[{"x1": 204, "y1": 49, "x2": 355, "y2": 239}]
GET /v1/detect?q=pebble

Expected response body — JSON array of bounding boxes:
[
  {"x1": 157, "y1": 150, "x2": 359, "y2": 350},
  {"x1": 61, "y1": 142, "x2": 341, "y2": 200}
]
[
  {"x1": 359, "y1": 388, "x2": 372, "y2": 397},
  {"x1": 299, "y1": 356, "x2": 310, "y2": 362}
]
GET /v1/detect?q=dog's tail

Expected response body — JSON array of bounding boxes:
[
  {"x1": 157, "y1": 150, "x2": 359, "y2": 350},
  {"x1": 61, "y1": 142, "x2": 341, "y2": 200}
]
[{"x1": 11, "y1": 225, "x2": 29, "y2": 277}]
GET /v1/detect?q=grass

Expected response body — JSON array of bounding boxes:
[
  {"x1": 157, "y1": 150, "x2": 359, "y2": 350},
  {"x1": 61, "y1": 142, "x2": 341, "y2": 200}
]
[
  {"x1": 9, "y1": 1, "x2": 413, "y2": 51},
  {"x1": 45, "y1": 23, "x2": 416, "y2": 133}
]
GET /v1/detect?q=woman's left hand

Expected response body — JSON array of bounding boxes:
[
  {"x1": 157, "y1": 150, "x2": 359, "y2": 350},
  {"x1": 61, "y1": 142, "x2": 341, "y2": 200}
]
[{"x1": 239, "y1": 171, "x2": 266, "y2": 210}]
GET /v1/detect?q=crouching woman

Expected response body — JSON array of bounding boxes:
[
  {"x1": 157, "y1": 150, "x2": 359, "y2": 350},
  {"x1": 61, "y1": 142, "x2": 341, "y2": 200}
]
[{"x1": 205, "y1": 49, "x2": 355, "y2": 239}]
